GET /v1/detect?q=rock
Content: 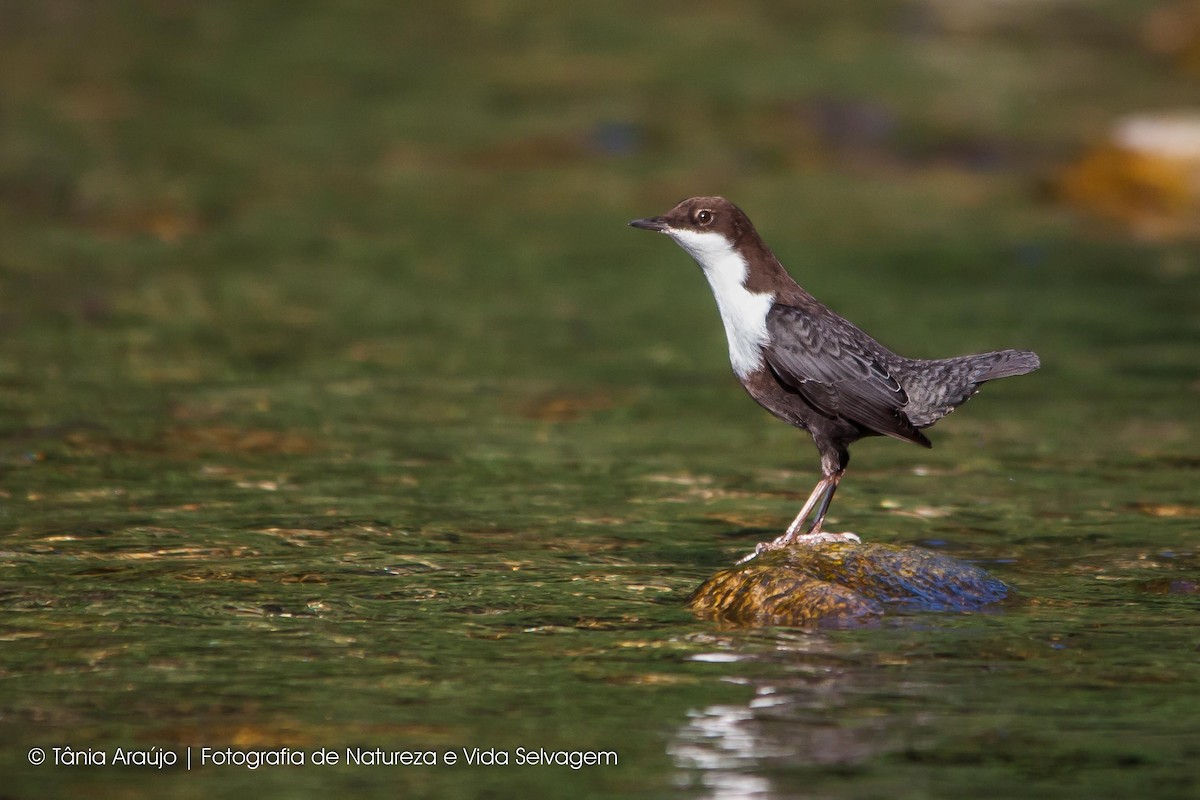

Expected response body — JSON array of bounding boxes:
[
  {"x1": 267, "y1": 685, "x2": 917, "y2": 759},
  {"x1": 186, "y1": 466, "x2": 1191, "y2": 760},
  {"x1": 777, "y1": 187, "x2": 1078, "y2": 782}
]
[
  {"x1": 688, "y1": 542, "x2": 1010, "y2": 628},
  {"x1": 1056, "y1": 111, "x2": 1200, "y2": 237}
]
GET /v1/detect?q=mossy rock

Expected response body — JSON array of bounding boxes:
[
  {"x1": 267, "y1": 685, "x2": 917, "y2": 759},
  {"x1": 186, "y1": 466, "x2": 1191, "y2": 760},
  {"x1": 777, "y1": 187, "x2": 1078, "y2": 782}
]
[{"x1": 688, "y1": 542, "x2": 1010, "y2": 628}]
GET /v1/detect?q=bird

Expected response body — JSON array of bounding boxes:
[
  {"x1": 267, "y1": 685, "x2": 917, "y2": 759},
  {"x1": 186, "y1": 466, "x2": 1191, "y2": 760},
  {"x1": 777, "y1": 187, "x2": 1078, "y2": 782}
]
[{"x1": 629, "y1": 197, "x2": 1039, "y2": 561}]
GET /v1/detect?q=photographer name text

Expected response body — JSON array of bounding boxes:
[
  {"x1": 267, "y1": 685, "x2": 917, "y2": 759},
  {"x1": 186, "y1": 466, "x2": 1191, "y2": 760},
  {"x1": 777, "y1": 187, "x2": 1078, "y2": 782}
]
[{"x1": 29, "y1": 745, "x2": 617, "y2": 771}]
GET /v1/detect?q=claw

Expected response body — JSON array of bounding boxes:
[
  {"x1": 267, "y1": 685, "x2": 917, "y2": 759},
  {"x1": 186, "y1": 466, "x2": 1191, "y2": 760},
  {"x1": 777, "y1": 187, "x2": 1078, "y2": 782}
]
[
  {"x1": 737, "y1": 530, "x2": 861, "y2": 563},
  {"x1": 793, "y1": 531, "x2": 860, "y2": 546}
]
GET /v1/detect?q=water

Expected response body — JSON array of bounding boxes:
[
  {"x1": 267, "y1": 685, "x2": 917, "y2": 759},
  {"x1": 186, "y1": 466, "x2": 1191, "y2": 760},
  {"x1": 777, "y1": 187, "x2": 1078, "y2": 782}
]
[{"x1": 2, "y1": 3, "x2": 1199, "y2": 798}]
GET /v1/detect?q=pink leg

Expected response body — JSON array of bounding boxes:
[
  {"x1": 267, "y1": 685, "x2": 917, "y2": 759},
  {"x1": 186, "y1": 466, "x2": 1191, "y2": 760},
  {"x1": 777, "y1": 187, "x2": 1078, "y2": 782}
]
[{"x1": 738, "y1": 471, "x2": 858, "y2": 563}]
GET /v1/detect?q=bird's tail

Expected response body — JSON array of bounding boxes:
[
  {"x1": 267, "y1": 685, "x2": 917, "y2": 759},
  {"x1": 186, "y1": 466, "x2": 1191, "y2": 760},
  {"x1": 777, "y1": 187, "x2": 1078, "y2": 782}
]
[
  {"x1": 959, "y1": 349, "x2": 1041, "y2": 381},
  {"x1": 905, "y1": 349, "x2": 1039, "y2": 427}
]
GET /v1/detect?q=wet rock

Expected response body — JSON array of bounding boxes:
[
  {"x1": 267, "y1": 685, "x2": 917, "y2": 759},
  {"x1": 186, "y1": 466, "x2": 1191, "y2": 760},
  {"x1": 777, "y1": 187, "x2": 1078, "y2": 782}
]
[
  {"x1": 688, "y1": 542, "x2": 1010, "y2": 628},
  {"x1": 1056, "y1": 111, "x2": 1200, "y2": 237}
]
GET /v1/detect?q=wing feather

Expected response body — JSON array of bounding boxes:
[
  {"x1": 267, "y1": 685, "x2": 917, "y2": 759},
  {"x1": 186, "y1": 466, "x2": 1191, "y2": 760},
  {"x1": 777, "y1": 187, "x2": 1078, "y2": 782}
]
[{"x1": 764, "y1": 304, "x2": 930, "y2": 446}]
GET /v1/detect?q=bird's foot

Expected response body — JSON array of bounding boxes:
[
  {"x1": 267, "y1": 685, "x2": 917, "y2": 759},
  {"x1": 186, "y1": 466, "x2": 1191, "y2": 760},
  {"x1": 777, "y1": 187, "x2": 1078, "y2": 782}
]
[
  {"x1": 792, "y1": 531, "x2": 861, "y2": 546},
  {"x1": 738, "y1": 531, "x2": 861, "y2": 564}
]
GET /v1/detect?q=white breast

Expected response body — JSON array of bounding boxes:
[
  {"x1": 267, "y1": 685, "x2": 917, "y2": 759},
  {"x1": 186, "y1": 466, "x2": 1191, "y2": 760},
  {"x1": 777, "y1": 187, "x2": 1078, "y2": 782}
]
[{"x1": 669, "y1": 229, "x2": 774, "y2": 379}]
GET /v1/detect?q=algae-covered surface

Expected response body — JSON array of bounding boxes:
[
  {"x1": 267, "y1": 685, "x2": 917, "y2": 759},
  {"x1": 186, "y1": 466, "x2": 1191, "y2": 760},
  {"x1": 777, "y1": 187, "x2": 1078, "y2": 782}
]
[
  {"x1": 2, "y1": 3, "x2": 1199, "y2": 798},
  {"x1": 689, "y1": 542, "x2": 1012, "y2": 627}
]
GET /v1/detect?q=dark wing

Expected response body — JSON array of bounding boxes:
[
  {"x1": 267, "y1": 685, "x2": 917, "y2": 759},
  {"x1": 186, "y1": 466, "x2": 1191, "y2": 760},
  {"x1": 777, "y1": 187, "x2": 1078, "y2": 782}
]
[{"x1": 764, "y1": 304, "x2": 931, "y2": 447}]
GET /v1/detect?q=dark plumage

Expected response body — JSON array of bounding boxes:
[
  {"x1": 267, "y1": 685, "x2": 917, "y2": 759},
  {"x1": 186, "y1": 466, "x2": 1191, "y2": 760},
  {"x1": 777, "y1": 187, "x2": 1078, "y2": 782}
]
[{"x1": 630, "y1": 196, "x2": 1039, "y2": 558}]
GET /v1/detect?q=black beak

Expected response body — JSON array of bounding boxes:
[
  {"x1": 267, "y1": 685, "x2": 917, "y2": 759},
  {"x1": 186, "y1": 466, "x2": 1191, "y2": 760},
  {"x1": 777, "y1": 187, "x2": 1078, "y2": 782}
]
[{"x1": 628, "y1": 216, "x2": 668, "y2": 232}]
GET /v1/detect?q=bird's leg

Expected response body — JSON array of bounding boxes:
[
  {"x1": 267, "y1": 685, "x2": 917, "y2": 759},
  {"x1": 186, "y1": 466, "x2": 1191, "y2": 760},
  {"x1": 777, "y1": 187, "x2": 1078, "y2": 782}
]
[
  {"x1": 806, "y1": 470, "x2": 842, "y2": 535},
  {"x1": 781, "y1": 476, "x2": 836, "y2": 541},
  {"x1": 784, "y1": 471, "x2": 855, "y2": 544},
  {"x1": 739, "y1": 469, "x2": 858, "y2": 563}
]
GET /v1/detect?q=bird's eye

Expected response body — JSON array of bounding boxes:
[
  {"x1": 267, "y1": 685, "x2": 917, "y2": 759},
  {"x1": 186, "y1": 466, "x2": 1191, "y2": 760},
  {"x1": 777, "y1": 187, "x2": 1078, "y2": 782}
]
[{"x1": 695, "y1": 209, "x2": 713, "y2": 225}]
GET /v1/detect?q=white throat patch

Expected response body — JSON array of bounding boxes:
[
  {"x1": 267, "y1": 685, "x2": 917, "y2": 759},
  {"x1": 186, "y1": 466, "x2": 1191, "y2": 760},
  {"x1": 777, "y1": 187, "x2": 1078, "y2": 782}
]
[{"x1": 668, "y1": 228, "x2": 774, "y2": 379}]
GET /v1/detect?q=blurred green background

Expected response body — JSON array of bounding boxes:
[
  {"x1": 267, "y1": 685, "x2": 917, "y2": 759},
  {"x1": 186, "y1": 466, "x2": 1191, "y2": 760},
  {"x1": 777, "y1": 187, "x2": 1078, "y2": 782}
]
[{"x1": 2, "y1": 2, "x2": 1199, "y2": 799}]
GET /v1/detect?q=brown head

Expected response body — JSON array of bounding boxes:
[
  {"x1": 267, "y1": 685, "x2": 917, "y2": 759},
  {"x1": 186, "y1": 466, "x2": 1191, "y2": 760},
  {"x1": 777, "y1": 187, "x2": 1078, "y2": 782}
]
[
  {"x1": 629, "y1": 196, "x2": 795, "y2": 300},
  {"x1": 628, "y1": 196, "x2": 757, "y2": 245}
]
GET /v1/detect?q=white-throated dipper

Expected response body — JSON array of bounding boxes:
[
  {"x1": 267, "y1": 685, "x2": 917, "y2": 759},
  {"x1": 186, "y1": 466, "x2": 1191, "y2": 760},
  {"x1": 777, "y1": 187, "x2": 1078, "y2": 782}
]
[{"x1": 629, "y1": 196, "x2": 1039, "y2": 560}]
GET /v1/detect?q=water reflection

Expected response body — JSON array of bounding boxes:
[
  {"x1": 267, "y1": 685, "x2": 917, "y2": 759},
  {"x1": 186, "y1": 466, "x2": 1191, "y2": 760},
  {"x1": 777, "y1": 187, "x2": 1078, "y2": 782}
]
[
  {"x1": 670, "y1": 702, "x2": 777, "y2": 798},
  {"x1": 671, "y1": 647, "x2": 896, "y2": 798}
]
